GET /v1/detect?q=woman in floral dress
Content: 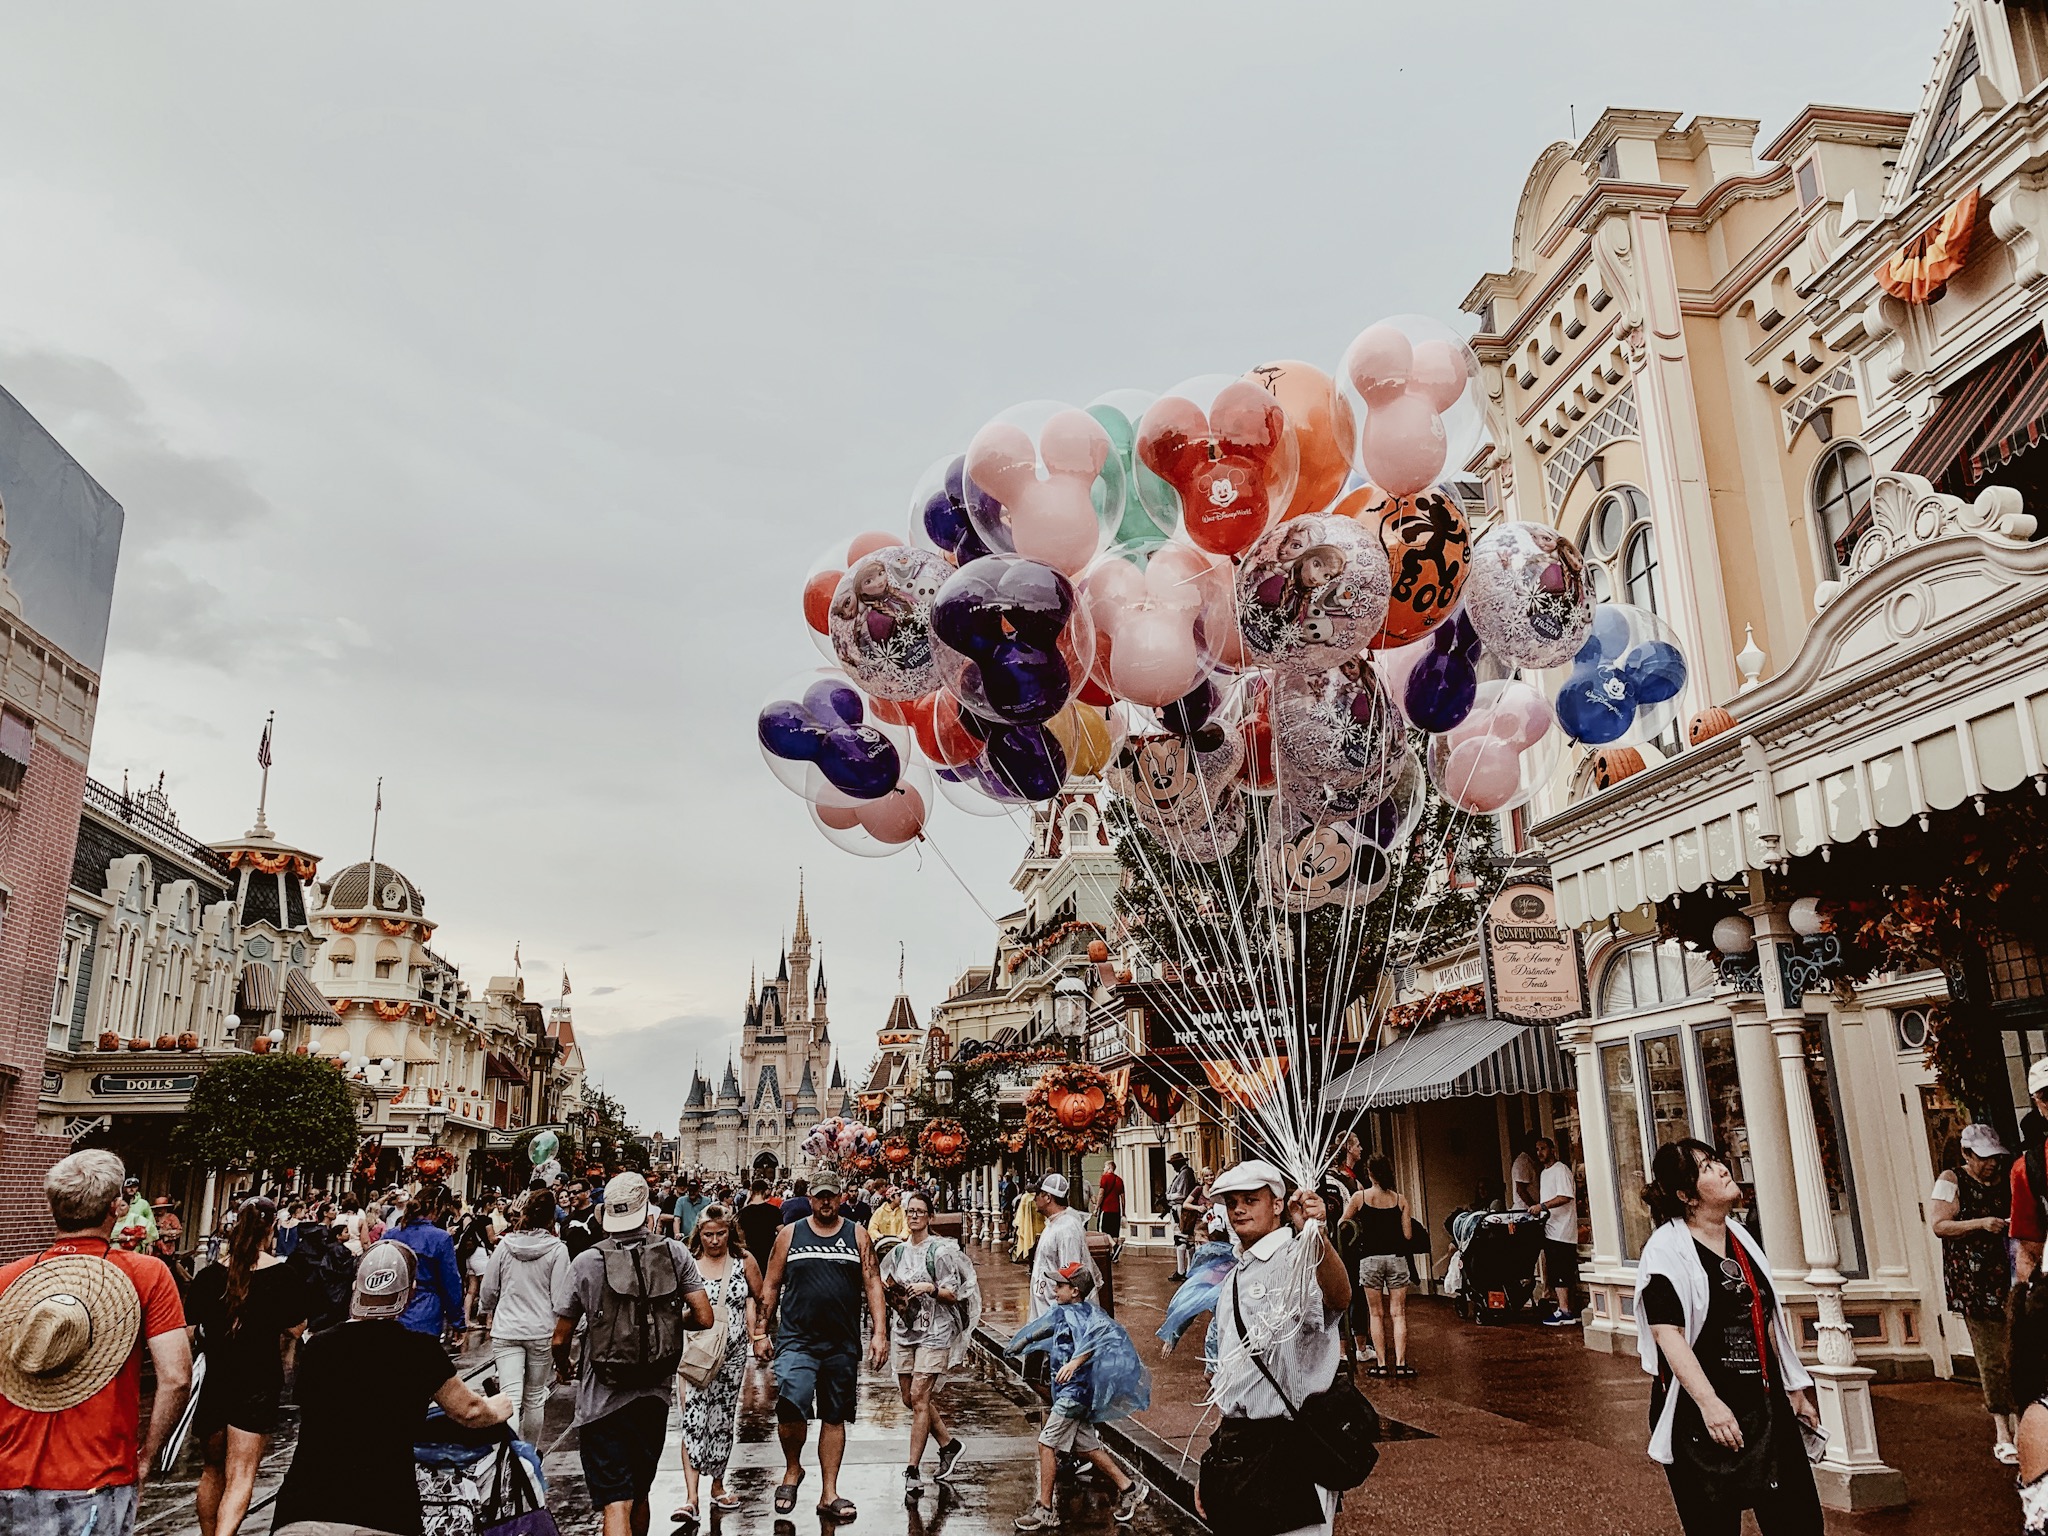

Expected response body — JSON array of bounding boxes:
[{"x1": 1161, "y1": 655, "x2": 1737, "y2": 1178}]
[{"x1": 674, "y1": 1204, "x2": 761, "y2": 1528}]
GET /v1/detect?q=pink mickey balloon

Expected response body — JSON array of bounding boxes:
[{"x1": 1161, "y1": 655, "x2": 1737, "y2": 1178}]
[
  {"x1": 966, "y1": 405, "x2": 1117, "y2": 577},
  {"x1": 1437, "y1": 735, "x2": 1522, "y2": 814},
  {"x1": 1344, "y1": 324, "x2": 1413, "y2": 410},
  {"x1": 1081, "y1": 554, "x2": 1146, "y2": 639},
  {"x1": 856, "y1": 783, "x2": 928, "y2": 844},
  {"x1": 1357, "y1": 394, "x2": 1449, "y2": 497},
  {"x1": 1409, "y1": 339, "x2": 1470, "y2": 415},
  {"x1": 1476, "y1": 678, "x2": 1554, "y2": 750},
  {"x1": 1109, "y1": 609, "x2": 1203, "y2": 706}
]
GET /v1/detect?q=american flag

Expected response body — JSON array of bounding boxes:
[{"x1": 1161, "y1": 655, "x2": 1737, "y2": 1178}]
[
  {"x1": 562, "y1": 969, "x2": 572, "y2": 997},
  {"x1": 257, "y1": 715, "x2": 273, "y2": 770}
]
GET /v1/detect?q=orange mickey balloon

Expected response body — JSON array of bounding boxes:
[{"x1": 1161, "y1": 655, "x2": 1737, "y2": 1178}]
[
  {"x1": 1334, "y1": 484, "x2": 1471, "y2": 647},
  {"x1": 1246, "y1": 361, "x2": 1353, "y2": 521}
]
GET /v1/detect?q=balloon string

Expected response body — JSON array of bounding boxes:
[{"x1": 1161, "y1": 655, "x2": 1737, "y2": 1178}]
[{"x1": 916, "y1": 832, "x2": 1007, "y2": 925}]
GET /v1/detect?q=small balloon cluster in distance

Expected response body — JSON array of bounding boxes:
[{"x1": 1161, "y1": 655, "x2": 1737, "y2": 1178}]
[{"x1": 756, "y1": 314, "x2": 1687, "y2": 866}]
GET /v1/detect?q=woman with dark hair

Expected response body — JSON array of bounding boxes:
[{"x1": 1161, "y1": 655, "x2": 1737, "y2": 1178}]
[
  {"x1": 1633, "y1": 1139, "x2": 1822, "y2": 1536},
  {"x1": 185, "y1": 1196, "x2": 311, "y2": 1536},
  {"x1": 1341, "y1": 1156, "x2": 1415, "y2": 1379},
  {"x1": 286, "y1": 1215, "x2": 359, "y2": 1333},
  {"x1": 673, "y1": 1203, "x2": 762, "y2": 1528}
]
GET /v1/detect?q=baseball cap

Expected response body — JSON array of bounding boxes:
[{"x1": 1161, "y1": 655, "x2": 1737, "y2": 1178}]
[
  {"x1": 809, "y1": 1172, "x2": 844, "y2": 1198},
  {"x1": 1055, "y1": 1260, "x2": 1095, "y2": 1297},
  {"x1": 1962, "y1": 1123, "x2": 2012, "y2": 1159},
  {"x1": 1037, "y1": 1172, "x2": 1070, "y2": 1200},
  {"x1": 1210, "y1": 1159, "x2": 1287, "y2": 1200},
  {"x1": 601, "y1": 1171, "x2": 651, "y2": 1232},
  {"x1": 352, "y1": 1240, "x2": 418, "y2": 1320},
  {"x1": 2031, "y1": 1059, "x2": 2048, "y2": 1098}
]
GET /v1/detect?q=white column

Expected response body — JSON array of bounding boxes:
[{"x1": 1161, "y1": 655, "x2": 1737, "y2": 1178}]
[
  {"x1": 1750, "y1": 900, "x2": 1906, "y2": 1510},
  {"x1": 1560, "y1": 1023, "x2": 1618, "y2": 1265},
  {"x1": 1727, "y1": 995, "x2": 1805, "y2": 1280}
]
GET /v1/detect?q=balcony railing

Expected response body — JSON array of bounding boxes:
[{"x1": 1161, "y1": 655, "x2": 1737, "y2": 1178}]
[{"x1": 84, "y1": 779, "x2": 233, "y2": 879}]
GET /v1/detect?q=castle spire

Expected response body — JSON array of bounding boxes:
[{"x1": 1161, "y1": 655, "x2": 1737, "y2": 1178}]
[
  {"x1": 793, "y1": 869, "x2": 810, "y2": 946},
  {"x1": 748, "y1": 963, "x2": 756, "y2": 1008}
]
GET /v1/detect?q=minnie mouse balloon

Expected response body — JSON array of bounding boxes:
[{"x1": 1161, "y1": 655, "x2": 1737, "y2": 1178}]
[
  {"x1": 931, "y1": 554, "x2": 1093, "y2": 726},
  {"x1": 1554, "y1": 602, "x2": 1688, "y2": 746},
  {"x1": 1136, "y1": 376, "x2": 1299, "y2": 560},
  {"x1": 826, "y1": 545, "x2": 949, "y2": 701},
  {"x1": 965, "y1": 403, "x2": 1123, "y2": 578},
  {"x1": 1464, "y1": 521, "x2": 1595, "y2": 669},
  {"x1": 1235, "y1": 513, "x2": 1392, "y2": 674},
  {"x1": 1337, "y1": 315, "x2": 1484, "y2": 495}
]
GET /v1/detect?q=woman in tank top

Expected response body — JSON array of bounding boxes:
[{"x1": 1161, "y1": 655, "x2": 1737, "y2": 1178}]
[{"x1": 1341, "y1": 1156, "x2": 1415, "y2": 1379}]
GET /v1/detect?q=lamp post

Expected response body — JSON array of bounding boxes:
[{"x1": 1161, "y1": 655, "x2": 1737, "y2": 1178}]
[{"x1": 1052, "y1": 975, "x2": 1090, "y2": 1195}]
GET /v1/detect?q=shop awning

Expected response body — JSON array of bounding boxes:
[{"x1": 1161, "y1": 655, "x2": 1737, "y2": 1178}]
[
  {"x1": 1323, "y1": 1017, "x2": 1571, "y2": 1110},
  {"x1": 235, "y1": 966, "x2": 277, "y2": 1017},
  {"x1": 486, "y1": 1052, "x2": 527, "y2": 1083},
  {"x1": 401, "y1": 1036, "x2": 440, "y2": 1065},
  {"x1": 1893, "y1": 328, "x2": 2043, "y2": 490},
  {"x1": 1973, "y1": 337, "x2": 2048, "y2": 479},
  {"x1": 280, "y1": 968, "x2": 338, "y2": 1023}
]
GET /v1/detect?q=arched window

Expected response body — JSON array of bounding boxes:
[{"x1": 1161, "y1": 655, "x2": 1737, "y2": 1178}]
[
  {"x1": 1597, "y1": 939, "x2": 1717, "y2": 1017},
  {"x1": 375, "y1": 940, "x2": 401, "y2": 980},
  {"x1": 1811, "y1": 442, "x2": 1874, "y2": 578},
  {"x1": 1623, "y1": 524, "x2": 1660, "y2": 613},
  {"x1": 1580, "y1": 485, "x2": 1656, "y2": 610},
  {"x1": 330, "y1": 940, "x2": 355, "y2": 977}
]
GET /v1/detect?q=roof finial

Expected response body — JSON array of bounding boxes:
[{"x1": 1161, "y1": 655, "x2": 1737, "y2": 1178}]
[{"x1": 898, "y1": 940, "x2": 906, "y2": 993}]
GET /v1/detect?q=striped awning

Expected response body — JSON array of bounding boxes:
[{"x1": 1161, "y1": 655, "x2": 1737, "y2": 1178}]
[
  {"x1": 235, "y1": 965, "x2": 278, "y2": 1017},
  {"x1": 1323, "y1": 1017, "x2": 1571, "y2": 1110},
  {"x1": 1973, "y1": 341, "x2": 2048, "y2": 480},
  {"x1": 280, "y1": 968, "x2": 338, "y2": 1023},
  {"x1": 1894, "y1": 328, "x2": 2045, "y2": 491},
  {"x1": 486, "y1": 1052, "x2": 528, "y2": 1083}
]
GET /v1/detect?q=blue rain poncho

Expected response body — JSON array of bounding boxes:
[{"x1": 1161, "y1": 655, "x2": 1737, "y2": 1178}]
[
  {"x1": 1156, "y1": 1240, "x2": 1238, "y2": 1368},
  {"x1": 1005, "y1": 1300, "x2": 1152, "y2": 1422}
]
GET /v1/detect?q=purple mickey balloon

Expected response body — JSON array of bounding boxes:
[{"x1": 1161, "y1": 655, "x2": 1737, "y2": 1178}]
[
  {"x1": 931, "y1": 555, "x2": 1080, "y2": 726},
  {"x1": 981, "y1": 723, "x2": 1068, "y2": 802}
]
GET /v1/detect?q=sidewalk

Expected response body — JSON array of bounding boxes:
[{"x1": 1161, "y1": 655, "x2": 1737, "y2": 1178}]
[{"x1": 969, "y1": 1241, "x2": 2022, "y2": 1536}]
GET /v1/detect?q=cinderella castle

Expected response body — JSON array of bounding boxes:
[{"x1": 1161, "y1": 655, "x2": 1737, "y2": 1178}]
[{"x1": 674, "y1": 879, "x2": 853, "y2": 1175}]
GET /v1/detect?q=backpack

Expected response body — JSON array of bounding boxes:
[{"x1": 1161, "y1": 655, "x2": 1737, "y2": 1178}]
[{"x1": 587, "y1": 1237, "x2": 688, "y2": 1389}]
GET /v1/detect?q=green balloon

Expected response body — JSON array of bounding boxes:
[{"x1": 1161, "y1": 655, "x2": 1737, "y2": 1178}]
[{"x1": 529, "y1": 1130, "x2": 559, "y2": 1165}]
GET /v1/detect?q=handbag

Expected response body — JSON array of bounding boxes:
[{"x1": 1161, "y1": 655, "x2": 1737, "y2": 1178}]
[
  {"x1": 677, "y1": 1275, "x2": 731, "y2": 1389},
  {"x1": 1230, "y1": 1276, "x2": 1381, "y2": 1490},
  {"x1": 1197, "y1": 1415, "x2": 1331, "y2": 1536},
  {"x1": 1669, "y1": 1240, "x2": 1782, "y2": 1502},
  {"x1": 481, "y1": 1440, "x2": 559, "y2": 1536}
]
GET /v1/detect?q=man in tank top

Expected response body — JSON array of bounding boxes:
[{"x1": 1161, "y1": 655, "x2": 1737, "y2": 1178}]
[{"x1": 758, "y1": 1171, "x2": 889, "y2": 1523}]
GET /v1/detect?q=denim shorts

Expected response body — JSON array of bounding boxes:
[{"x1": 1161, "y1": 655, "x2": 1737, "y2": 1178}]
[
  {"x1": 1357, "y1": 1253, "x2": 1410, "y2": 1293},
  {"x1": 773, "y1": 1339, "x2": 860, "y2": 1424},
  {"x1": 0, "y1": 1485, "x2": 138, "y2": 1536}
]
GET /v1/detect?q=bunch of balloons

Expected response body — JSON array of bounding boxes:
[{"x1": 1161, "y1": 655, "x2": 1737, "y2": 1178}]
[
  {"x1": 802, "y1": 1117, "x2": 879, "y2": 1168},
  {"x1": 756, "y1": 312, "x2": 1690, "y2": 884}
]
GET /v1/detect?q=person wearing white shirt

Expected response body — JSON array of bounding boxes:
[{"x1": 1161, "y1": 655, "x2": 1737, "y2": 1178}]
[
  {"x1": 1534, "y1": 1137, "x2": 1580, "y2": 1327},
  {"x1": 1509, "y1": 1139, "x2": 1539, "y2": 1210},
  {"x1": 1026, "y1": 1173, "x2": 1096, "y2": 1320}
]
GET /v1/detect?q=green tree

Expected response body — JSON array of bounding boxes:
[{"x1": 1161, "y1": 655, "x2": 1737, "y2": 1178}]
[
  {"x1": 170, "y1": 1053, "x2": 361, "y2": 1179},
  {"x1": 575, "y1": 1084, "x2": 648, "y2": 1176}
]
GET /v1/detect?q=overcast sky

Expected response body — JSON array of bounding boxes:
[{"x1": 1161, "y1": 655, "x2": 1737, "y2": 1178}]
[{"x1": 0, "y1": 4, "x2": 1941, "y2": 1132}]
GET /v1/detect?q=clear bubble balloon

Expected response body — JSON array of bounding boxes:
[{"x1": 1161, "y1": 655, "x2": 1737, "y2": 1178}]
[
  {"x1": 1257, "y1": 812, "x2": 1393, "y2": 912},
  {"x1": 1269, "y1": 657, "x2": 1406, "y2": 806},
  {"x1": 1136, "y1": 375, "x2": 1298, "y2": 560},
  {"x1": 964, "y1": 402, "x2": 1124, "y2": 577},
  {"x1": 908, "y1": 455, "x2": 997, "y2": 569},
  {"x1": 758, "y1": 667, "x2": 908, "y2": 803},
  {"x1": 826, "y1": 544, "x2": 950, "y2": 701},
  {"x1": 1336, "y1": 315, "x2": 1484, "y2": 495},
  {"x1": 1426, "y1": 676, "x2": 1564, "y2": 814},
  {"x1": 802, "y1": 531, "x2": 904, "y2": 662},
  {"x1": 1235, "y1": 512, "x2": 1393, "y2": 675},
  {"x1": 1080, "y1": 540, "x2": 1236, "y2": 707},
  {"x1": 1087, "y1": 390, "x2": 1176, "y2": 549},
  {"x1": 1554, "y1": 601, "x2": 1688, "y2": 747},
  {"x1": 931, "y1": 554, "x2": 1096, "y2": 726},
  {"x1": 1463, "y1": 520, "x2": 1596, "y2": 669}
]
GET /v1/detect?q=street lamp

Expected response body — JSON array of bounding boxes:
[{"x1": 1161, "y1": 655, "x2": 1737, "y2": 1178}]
[
  {"x1": 1052, "y1": 977, "x2": 1089, "y2": 1057},
  {"x1": 932, "y1": 1065, "x2": 955, "y2": 1106}
]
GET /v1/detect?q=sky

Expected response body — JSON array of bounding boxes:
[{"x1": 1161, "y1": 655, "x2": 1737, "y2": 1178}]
[{"x1": 0, "y1": 3, "x2": 1943, "y2": 1133}]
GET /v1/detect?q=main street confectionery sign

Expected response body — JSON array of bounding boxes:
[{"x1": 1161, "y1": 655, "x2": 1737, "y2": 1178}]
[{"x1": 1481, "y1": 881, "x2": 1588, "y2": 1028}]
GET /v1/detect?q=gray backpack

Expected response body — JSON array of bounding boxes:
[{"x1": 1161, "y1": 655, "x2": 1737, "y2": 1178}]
[{"x1": 589, "y1": 1237, "x2": 687, "y2": 1388}]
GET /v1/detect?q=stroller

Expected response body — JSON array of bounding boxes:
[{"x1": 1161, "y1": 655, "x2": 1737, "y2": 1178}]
[
  {"x1": 415, "y1": 1376, "x2": 551, "y2": 1536},
  {"x1": 1445, "y1": 1209, "x2": 1546, "y2": 1325}
]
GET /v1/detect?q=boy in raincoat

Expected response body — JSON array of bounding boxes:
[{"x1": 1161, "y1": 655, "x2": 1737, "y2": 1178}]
[{"x1": 1005, "y1": 1262, "x2": 1151, "y2": 1531}]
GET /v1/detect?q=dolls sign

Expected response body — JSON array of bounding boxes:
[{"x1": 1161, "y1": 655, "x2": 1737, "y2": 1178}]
[{"x1": 1480, "y1": 881, "x2": 1587, "y2": 1027}]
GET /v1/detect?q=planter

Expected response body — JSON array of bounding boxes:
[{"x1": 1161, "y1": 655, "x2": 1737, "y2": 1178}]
[
  {"x1": 252, "y1": 1037, "x2": 273, "y2": 1054},
  {"x1": 155, "y1": 1034, "x2": 177, "y2": 1051},
  {"x1": 98, "y1": 1031, "x2": 121, "y2": 1052},
  {"x1": 177, "y1": 1033, "x2": 199, "y2": 1051},
  {"x1": 125, "y1": 1037, "x2": 151, "y2": 1052}
]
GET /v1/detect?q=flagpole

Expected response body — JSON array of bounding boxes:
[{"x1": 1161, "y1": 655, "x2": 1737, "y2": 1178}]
[
  {"x1": 367, "y1": 778, "x2": 383, "y2": 900},
  {"x1": 254, "y1": 711, "x2": 275, "y2": 834}
]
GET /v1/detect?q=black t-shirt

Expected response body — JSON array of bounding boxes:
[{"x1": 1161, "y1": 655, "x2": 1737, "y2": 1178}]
[
  {"x1": 738, "y1": 1201, "x2": 783, "y2": 1264},
  {"x1": 562, "y1": 1209, "x2": 603, "y2": 1259},
  {"x1": 185, "y1": 1261, "x2": 311, "y2": 1404},
  {"x1": 1641, "y1": 1237, "x2": 1779, "y2": 1429},
  {"x1": 275, "y1": 1318, "x2": 458, "y2": 1536}
]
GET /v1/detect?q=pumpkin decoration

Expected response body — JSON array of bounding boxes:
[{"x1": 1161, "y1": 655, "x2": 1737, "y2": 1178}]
[
  {"x1": 178, "y1": 1032, "x2": 200, "y2": 1051},
  {"x1": 919, "y1": 1117, "x2": 968, "y2": 1170},
  {"x1": 98, "y1": 1031, "x2": 121, "y2": 1051},
  {"x1": 128, "y1": 1036, "x2": 153, "y2": 1052},
  {"x1": 1687, "y1": 706, "x2": 1737, "y2": 746},
  {"x1": 1024, "y1": 1061, "x2": 1124, "y2": 1155},
  {"x1": 155, "y1": 1034, "x2": 178, "y2": 1051},
  {"x1": 881, "y1": 1135, "x2": 914, "y2": 1167},
  {"x1": 410, "y1": 1145, "x2": 456, "y2": 1183},
  {"x1": 1590, "y1": 746, "x2": 1646, "y2": 790}
]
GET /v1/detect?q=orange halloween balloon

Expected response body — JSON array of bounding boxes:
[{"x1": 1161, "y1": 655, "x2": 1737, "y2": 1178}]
[
  {"x1": 1247, "y1": 360, "x2": 1353, "y2": 520},
  {"x1": 1334, "y1": 484, "x2": 1471, "y2": 647}
]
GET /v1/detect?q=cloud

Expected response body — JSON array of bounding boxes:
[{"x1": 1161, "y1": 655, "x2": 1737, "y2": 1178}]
[
  {"x1": 588, "y1": 985, "x2": 621, "y2": 997},
  {"x1": 577, "y1": 1012, "x2": 732, "y2": 1132}
]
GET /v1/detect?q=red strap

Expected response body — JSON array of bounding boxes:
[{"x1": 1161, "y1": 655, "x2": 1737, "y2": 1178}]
[{"x1": 1726, "y1": 1240, "x2": 1772, "y2": 1388}]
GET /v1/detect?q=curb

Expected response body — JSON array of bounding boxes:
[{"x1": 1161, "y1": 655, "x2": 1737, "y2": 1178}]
[{"x1": 970, "y1": 1323, "x2": 1207, "y2": 1526}]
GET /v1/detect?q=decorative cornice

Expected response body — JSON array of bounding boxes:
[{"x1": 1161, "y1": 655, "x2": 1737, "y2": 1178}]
[
  {"x1": 1668, "y1": 165, "x2": 1797, "y2": 231},
  {"x1": 1759, "y1": 104, "x2": 1915, "y2": 167}
]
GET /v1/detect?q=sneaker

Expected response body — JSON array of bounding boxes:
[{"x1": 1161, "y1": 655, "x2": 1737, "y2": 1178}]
[
  {"x1": 1541, "y1": 1308, "x2": 1579, "y2": 1327},
  {"x1": 935, "y1": 1438, "x2": 966, "y2": 1482},
  {"x1": 1014, "y1": 1502, "x2": 1060, "y2": 1531},
  {"x1": 1113, "y1": 1480, "x2": 1149, "y2": 1523},
  {"x1": 905, "y1": 1465, "x2": 924, "y2": 1500}
]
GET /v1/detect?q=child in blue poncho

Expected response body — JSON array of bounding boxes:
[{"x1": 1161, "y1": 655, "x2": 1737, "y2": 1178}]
[{"x1": 1004, "y1": 1262, "x2": 1152, "y2": 1531}]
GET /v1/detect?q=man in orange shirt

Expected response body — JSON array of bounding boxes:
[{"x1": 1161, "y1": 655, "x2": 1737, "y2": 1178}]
[{"x1": 0, "y1": 1149, "x2": 192, "y2": 1535}]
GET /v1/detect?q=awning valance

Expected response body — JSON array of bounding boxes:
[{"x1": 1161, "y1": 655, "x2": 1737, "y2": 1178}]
[
  {"x1": 1324, "y1": 1017, "x2": 1570, "y2": 1110},
  {"x1": 1893, "y1": 326, "x2": 2043, "y2": 489},
  {"x1": 1876, "y1": 188, "x2": 1979, "y2": 305},
  {"x1": 311, "y1": 1026, "x2": 351, "y2": 1058},
  {"x1": 235, "y1": 965, "x2": 278, "y2": 1017},
  {"x1": 281, "y1": 968, "x2": 338, "y2": 1024},
  {"x1": 401, "y1": 1036, "x2": 440, "y2": 1065},
  {"x1": 1199, "y1": 1057, "x2": 1286, "y2": 1110}
]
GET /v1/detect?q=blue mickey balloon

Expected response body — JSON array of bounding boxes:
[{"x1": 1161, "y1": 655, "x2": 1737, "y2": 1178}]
[
  {"x1": 757, "y1": 674, "x2": 902, "y2": 800},
  {"x1": 1403, "y1": 610, "x2": 1482, "y2": 733},
  {"x1": 922, "y1": 457, "x2": 996, "y2": 566},
  {"x1": 931, "y1": 554, "x2": 1078, "y2": 726},
  {"x1": 980, "y1": 723, "x2": 1069, "y2": 802},
  {"x1": 1555, "y1": 602, "x2": 1688, "y2": 746}
]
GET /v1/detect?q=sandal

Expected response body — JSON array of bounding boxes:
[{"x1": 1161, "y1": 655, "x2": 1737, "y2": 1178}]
[
  {"x1": 1366, "y1": 1363, "x2": 1390, "y2": 1378},
  {"x1": 773, "y1": 1473, "x2": 805, "y2": 1515},
  {"x1": 1395, "y1": 1364, "x2": 1417, "y2": 1379},
  {"x1": 817, "y1": 1496, "x2": 859, "y2": 1522},
  {"x1": 670, "y1": 1505, "x2": 699, "y2": 1528},
  {"x1": 711, "y1": 1489, "x2": 741, "y2": 1510}
]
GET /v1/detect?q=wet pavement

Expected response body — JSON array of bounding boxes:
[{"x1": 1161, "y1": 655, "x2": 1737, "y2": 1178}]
[{"x1": 137, "y1": 1324, "x2": 1198, "y2": 1536}]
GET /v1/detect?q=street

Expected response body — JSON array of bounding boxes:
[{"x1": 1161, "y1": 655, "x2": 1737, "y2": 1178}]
[{"x1": 136, "y1": 1329, "x2": 1201, "y2": 1536}]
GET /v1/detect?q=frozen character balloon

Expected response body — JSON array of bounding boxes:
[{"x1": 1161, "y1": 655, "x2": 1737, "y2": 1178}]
[
  {"x1": 827, "y1": 545, "x2": 948, "y2": 700},
  {"x1": 1269, "y1": 656, "x2": 1406, "y2": 806},
  {"x1": 1235, "y1": 513, "x2": 1392, "y2": 674},
  {"x1": 1463, "y1": 521, "x2": 1595, "y2": 669}
]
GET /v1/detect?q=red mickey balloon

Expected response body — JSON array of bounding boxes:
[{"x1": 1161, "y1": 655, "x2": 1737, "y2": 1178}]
[{"x1": 1137, "y1": 377, "x2": 1298, "y2": 560}]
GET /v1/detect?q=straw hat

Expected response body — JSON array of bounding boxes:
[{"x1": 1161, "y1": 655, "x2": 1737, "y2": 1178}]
[{"x1": 0, "y1": 1253, "x2": 142, "y2": 1413}]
